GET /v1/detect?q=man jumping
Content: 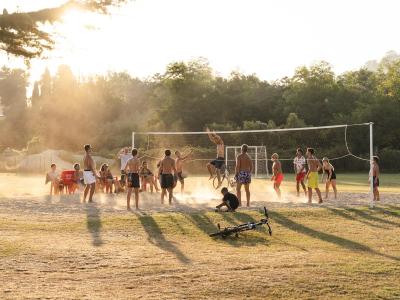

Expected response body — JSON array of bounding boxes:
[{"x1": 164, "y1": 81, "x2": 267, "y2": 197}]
[{"x1": 206, "y1": 128, "x2": 225, "y2": 188}]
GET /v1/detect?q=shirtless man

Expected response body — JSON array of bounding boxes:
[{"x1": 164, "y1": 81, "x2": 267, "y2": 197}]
[
  {"x1": 206, "y1": 128, "x2": 225, "y2": 188},
  {"x1": 83, "y1": 144, "x2": 97, "y2": 203},
  {"x1": 159, "y1": 149, "x2": 177, "y2": 205},
  {"x1": 271, "y1": 153, "x2": 284, "y2": 199},
  {"x1": 235, "y1": 144, "x2": 253, "y2": 207},
  {"x1": 125, "y1": 148, "x2": 140, "y2": 210},
  {"x1": 306, "y1": 147, "x2": 323, "y2": 204},
  {"x1": 174, "y1": 149, "x2": 193, "y2": 193}
]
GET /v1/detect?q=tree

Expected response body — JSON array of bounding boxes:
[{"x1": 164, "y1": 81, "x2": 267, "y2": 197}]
[{"x1": 0, "y1": 0, "x2": 127, "y2": 60}]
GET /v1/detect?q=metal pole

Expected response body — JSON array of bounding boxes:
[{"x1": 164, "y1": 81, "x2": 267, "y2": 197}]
[
  {"x1": 225, "y1": 147, "x2": 228, "y2": 168},
  {"x1": 369, "y1": 122, "x2": 374, "y2": 208},
  {"x1": 255, "y1": 146, "x2": 258, "y2": 178},
  {"x1": 132, "y1": 132, "x2": 135, "y2": 149}
]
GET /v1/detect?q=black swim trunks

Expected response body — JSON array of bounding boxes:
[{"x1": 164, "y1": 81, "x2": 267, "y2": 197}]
[
  {"x1": 127, "y1": 173, "x2": 140, "y2": 188},
  {"x1": 210, "y1": 157, "x2": 225, "y2": 170},
  {"x1": 161, "y1": 174, "x2": 174, "y2": 189}
]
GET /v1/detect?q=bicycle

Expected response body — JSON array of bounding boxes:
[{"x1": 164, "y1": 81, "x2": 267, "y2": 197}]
[
  {"x1": 212, "y1": 164, "x2": 236, "y2": 189},
  {"x1": 209, "y1": 207, "x2": 272, "y2": 238}
]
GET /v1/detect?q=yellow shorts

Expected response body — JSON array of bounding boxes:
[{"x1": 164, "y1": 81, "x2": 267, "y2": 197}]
[{"x1": 307, "y1": 172, "x2": 319, "y2": 189}]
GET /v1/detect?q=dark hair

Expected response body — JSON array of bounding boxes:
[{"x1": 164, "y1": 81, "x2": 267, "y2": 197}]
[
  {"x1": 373, "y1": 156, "x2": 380, "y2": 163},
  {"x1": 297, "y1": 148, "x2": 303, "y2": 154},
  {"x1": 221, "y1": 187, "x2": 228, "y2": 193},
  {"x1": 73, "y1": 163, "x2": 80, "y2": 170},
  {"x1": 51, "y1": 163, "x2": 56, "y2": 168},
  {"x1": 142, "y1": 161, "x2": 147, "y2": 166},
  {"x1": 165, "y1": 149, "x2": 171, "y2": 156},
  {"x1": 242, "y1": 144, "x2": 248, "y2": 153},
  {"x1": 84, "y1": 144, "x2": 91, "y2": 152},
  {"x1": 131, "y1": 148, "x2": 138, "y2": 156},
  {"x1": 100, "y1": 163, "x2": 108, "y2": 172},
  {"x1": 307, "y1": 147, "x2": 314, "y2": 155}
]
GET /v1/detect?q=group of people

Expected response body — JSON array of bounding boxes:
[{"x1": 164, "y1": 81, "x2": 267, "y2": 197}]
[{"x1": 46, "y1": 128, "x2": 382, "y2": 211}]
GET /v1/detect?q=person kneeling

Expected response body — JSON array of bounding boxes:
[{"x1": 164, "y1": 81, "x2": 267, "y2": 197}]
[{"x1": 215, "y1": 187, "x2": 239, "y2": 212}]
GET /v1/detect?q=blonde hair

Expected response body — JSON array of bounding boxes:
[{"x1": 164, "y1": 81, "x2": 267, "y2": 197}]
[{"x1": 271, "y1": 153, "x2": 279, "y2": 159}]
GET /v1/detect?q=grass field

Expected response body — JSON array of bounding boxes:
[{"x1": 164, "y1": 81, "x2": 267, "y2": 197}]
[{"x1": 0, "y1": 173, "x2": 399, "y2": 299}]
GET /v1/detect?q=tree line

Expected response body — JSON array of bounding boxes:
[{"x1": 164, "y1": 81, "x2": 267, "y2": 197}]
[{"x1": 0, "y1": 52, "x2": 399, "y2": 171}]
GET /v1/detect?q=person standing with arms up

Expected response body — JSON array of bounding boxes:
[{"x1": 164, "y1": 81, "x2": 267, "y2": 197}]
[{"x1": 206, "y1": 128, "x2": 225, "y2": 188}]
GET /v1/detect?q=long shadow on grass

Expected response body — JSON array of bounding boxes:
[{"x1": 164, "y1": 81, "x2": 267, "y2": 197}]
[
  {"x1": 373, "y1": 206, "x2": 400, "y2": 218},
  {"x1": 85, "y1": 203, "x2": 103, "y2": 247},
  {"x1": 344, "y1": 208, "x2": 400, "y2": 227},
  {"x1": 325, "y1": 207, "x2": 388, "y2": 229},
  {"x1": 138, "y1": 214, "x2": 191, "y2": 264},
  {"x1": 271, "y1": 211, "x2": 399, "y2": 262}
]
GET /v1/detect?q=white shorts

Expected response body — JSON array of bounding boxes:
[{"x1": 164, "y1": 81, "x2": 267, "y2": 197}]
[{"x1": 83, "y1": 171, "x2": 96, "y2": 185}]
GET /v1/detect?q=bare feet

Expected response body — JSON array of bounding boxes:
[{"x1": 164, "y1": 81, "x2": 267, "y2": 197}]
[
  {"x1": 209, "y1": 175, "x2": 213, "y2": 180},
  {"x1": 318, "y1": 199, "x2": 323, "y2": 204}
]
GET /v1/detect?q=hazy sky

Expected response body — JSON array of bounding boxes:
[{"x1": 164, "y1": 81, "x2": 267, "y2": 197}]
[{"x1": 1, "y1": 0, "x2": 400, "y2": 85}]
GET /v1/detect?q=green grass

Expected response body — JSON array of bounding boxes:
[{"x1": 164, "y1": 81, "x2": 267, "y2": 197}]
[{"x1": 0, "y1": 205, "x2": 399, "y2": 299}]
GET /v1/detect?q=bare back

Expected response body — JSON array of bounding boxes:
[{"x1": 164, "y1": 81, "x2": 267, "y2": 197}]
[
  {"x1": 126, "y1": 157, "x2": 140, "y2": 173},
  {"x1": 307, "y1": 156, "x2": 321, "y2": 172},
  {"x1": 236, "y1": 153, "x2": 252, "y2": 173},
  {"x1": 160, "y1": 157, "x2": 176, "y2": 175}
]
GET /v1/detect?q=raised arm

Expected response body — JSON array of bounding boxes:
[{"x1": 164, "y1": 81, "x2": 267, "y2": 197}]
[{"x1": 182, "y1": 149, "x2": 193, "y2": 161}]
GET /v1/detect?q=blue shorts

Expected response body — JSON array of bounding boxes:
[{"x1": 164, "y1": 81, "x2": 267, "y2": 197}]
[
  {"x1": 235, "y1": 171, "x2": 251, "y2": 184},
  {"x1": 210, "y1": 157, "x2": 225, "y2": 170}
]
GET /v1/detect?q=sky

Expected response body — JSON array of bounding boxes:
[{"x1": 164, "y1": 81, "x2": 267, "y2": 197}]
[{"x1": 1, "y1": 0, "x2": 400, "y2": 88}]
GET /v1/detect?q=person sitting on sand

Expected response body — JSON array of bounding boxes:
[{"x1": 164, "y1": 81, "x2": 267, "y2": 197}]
[
  {"x1": 72, "y1": 163, "x2": 84, "y2": 192},
  {"x1": 139, "y1": 161, "x2": 159, "y2": 193},
  {"x1": 46, "y1": 163, "x2": 61, "y2": 196},
  {"x1": 100, "y1": 163, "x2": 121, "y2": 194},
  {"x1": 215, "y1": 187, "x2": 239, "y2": 212}
]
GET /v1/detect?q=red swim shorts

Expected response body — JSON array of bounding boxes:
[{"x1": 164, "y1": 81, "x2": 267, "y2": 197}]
[
  {"x1": 274, "y1": 173, "x2": 284, "y2": 184},
  {"x1": 296, "y1": 172, "x2": 306, "y2": 182}
]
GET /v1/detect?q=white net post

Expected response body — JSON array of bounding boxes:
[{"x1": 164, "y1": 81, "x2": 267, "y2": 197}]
[
  {"x1": 255, "y1": 146, "x2": 258, "y2": 178},
  {"x1": 369, "y1": 122, "x2": 374, "y2": 209},
  {"x1": 132, "y1": 132, "x2": 135, "y2": 148},
  {"x1": 264, "y1": 147, "x2": 269, "y2": 178}
]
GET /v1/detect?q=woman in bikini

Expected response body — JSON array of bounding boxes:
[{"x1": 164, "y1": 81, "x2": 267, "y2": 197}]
[{"x1": 322, "y1": 157, "x2": 337, "y2": 199}]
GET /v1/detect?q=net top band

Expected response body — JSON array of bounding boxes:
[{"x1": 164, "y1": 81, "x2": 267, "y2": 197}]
[{"x1": 134, "y1": 122, "x2": 372, "y2": 135}]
